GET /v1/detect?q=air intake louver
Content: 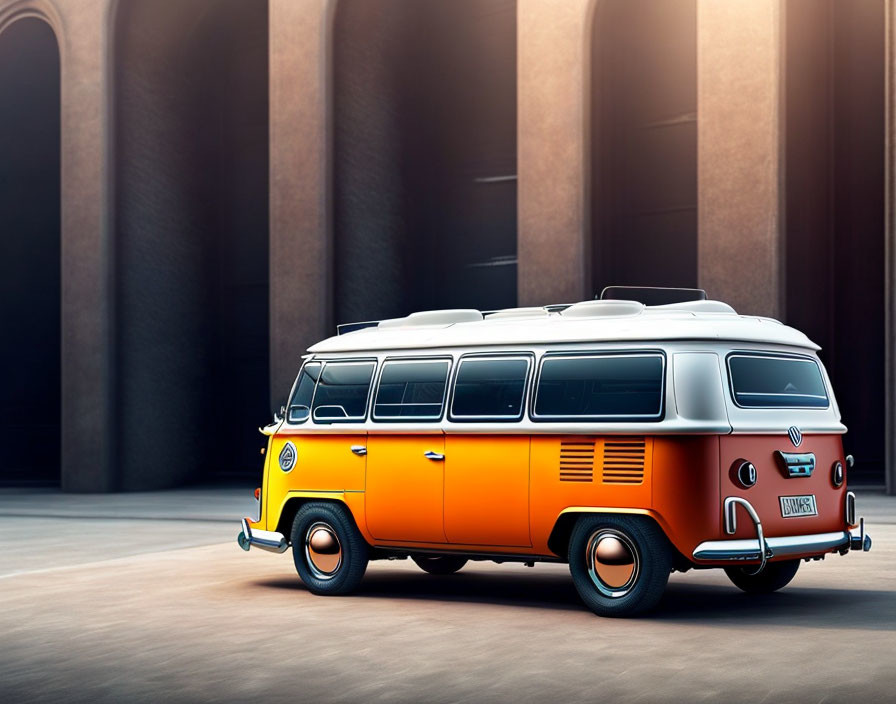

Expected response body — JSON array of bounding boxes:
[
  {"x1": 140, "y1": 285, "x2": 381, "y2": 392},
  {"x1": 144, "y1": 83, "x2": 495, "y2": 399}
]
[
  {"x1": 559, "y1": 441, "x2": 596, "y2": 482},
  {"x1": 601, "y1": 438, "x2": 646, "y2": 484}
]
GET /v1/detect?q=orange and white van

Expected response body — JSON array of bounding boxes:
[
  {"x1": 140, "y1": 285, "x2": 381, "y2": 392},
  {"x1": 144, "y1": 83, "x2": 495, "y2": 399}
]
[{"x1": 238, "y1": 287, "x2": 871, "y2": 616}]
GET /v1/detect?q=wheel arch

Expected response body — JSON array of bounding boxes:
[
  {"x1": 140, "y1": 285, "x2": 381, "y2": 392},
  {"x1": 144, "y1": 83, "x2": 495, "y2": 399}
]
[
  {"x1": 547, "y1": 508, "x2": 687, "y2": 567},
  {"x1": 275, "y1": 493, "x2": 365, "y2": 539}
]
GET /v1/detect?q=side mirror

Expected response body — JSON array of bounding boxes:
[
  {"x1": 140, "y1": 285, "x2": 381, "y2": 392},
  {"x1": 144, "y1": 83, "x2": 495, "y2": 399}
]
[
  {"x1": 312, "y1": 405, "x2": 349, "y2": 421},
  {"x1": 288, "y1": 404, "x2": 310, "y2": 423}
]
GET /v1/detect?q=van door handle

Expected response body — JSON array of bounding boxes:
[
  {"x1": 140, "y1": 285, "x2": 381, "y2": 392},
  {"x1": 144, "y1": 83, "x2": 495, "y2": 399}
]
[
  {"x1": 424, "y1": 451, "x2": 444, "y2": 461},
  {"x1": 350, "y1": 445, "x2": 367, "y2": 456}
]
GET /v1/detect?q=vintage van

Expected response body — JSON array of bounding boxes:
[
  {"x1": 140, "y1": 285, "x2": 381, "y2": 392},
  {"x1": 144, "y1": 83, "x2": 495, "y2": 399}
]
[{"x1": 237, "y1": 287, "x2": 871, "y2": 617}]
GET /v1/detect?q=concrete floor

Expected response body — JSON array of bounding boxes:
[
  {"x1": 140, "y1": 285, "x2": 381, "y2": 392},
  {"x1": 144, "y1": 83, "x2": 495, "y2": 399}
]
[{"x1": 1, "y1": 488, "x2": 894, "y2": 703}]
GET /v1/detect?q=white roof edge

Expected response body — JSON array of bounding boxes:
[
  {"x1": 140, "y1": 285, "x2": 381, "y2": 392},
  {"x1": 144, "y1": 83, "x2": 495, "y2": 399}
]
[{"x1": 310, "y1": 299, "x2": 820, "y2": 354}]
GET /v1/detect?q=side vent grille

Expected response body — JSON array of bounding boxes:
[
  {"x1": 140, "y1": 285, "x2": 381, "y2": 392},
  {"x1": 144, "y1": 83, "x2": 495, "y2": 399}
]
[
  {"x1": 601, "y1": 438, "x2": 646, "y2": 484},
  {"x1": 559, "y1": 441, "x2": 595, "y2": 482}
]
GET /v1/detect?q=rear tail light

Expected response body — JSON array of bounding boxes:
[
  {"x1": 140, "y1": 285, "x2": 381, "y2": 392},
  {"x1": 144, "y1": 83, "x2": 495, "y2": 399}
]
[
  {"x1": 254, "y1": 487, "x2": 261, "y2": 500},
  {"x1": 832, "y1": 461, "x2": 844, "y2": 488},
  {"x1": 731, "y1": 459, "x2": 757, "y2": 489}
]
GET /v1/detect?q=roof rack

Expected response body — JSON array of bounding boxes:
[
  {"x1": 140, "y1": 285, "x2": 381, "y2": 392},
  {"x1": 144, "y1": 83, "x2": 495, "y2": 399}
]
[{"x1": 600, "y1": 286, "x2": 707, "y2": 306}]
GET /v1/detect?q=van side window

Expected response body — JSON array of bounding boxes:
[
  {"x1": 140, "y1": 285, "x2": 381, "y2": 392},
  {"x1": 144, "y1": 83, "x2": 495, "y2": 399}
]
[
  {"x1": 450, "y1": 357, "x2": 530, "y2": 421},
  {"x1": 311, "y1": 361, "x2": 376, "y2": 422},
  {"x1": 533, "y1": 354, "x2": 664, "y2": 420},
  {"x1": 373, "y1": 359, "x2": 451, "y2": 421},
  {"x1": 287, "y1": 361, "x2": 321, "y2": 423}
]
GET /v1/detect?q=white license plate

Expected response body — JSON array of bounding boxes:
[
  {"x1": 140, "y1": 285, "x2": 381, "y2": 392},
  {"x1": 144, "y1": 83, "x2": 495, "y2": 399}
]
[{"x1": 780, "y1": 495, "x2": 818, "y2": 518}]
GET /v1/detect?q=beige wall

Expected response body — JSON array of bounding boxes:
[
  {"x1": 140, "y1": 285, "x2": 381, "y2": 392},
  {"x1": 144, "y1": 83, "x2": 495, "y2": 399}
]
[
  {"x1": 1, "y1": 0, "x2": 892, "y2": 491},
  {"x1": 269, "y1": 0, "x2": 335, "y2": 407},
  {"x1": 517, "y1": 0, "x2": 593, "y2": 306},
  {"x1": 696, "y1": 0, "x2": 784, "y2": 319}
]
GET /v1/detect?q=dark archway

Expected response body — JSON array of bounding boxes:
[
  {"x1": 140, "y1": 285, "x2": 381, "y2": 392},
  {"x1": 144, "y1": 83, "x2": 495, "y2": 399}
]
[
  {"x1": 785, "y1": 0, "x2": 885, "y2": 485},
  {"x1": 0, "y1": 18, "x2": 60, "y2": 485},
  {"x1": 114, "y1": 1, "x2": 269, "y2": 489},
  {"x1": 333, "y1": 0, "x2": 518, "y2": 324},
  {"x1": 591, "y1": 0, "x2": 697, "y2": 295}
]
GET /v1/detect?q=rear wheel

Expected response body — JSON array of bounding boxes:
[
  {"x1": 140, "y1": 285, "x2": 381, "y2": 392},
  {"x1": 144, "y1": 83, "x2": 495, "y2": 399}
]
[
  {"x1": 412, "y1": 555, "x2": 468, "y2": 575},
  {"x1": 725, "y1": 559, "x2": 800, "y2": 594},
  {"x1": 568, "y1": 515, "x2": 671, "y2": 617},
  {"x1": 291, "y1": 502, "x2": 369, "y2": 595}
]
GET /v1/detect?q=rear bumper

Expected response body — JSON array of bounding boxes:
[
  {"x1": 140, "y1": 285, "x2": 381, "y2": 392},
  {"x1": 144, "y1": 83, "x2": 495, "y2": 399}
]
[
  {"x1": 692, "y1": 493, "x2": 872, "y2": 564},
  {"x1": 693, "y1": 530, "x2": 853, "y2": 562},
  {"x1": 237, "y1": 517, "x2": 289, "y2": 554}
]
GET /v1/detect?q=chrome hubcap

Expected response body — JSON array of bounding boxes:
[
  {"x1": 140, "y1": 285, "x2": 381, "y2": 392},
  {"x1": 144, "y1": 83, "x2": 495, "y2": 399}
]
[
  {"x1": 586, "y1": 529, "x2": 640, "y2": 598},
  {"x1": 305, "y1": 522, "x2": 342, "y2": 579}
]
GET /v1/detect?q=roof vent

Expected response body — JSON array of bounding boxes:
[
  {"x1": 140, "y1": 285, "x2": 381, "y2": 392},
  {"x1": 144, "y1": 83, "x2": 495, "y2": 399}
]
[
  {"x1": 649, "y1": 300, "x2": 736, "y2": 314},
  {"x1": 377, "y1": 309, "x2": 483, "y2": 329},
  {"x1": 485, "y1": 307, "x2": 551, "y2": 320},
  {"x1": 600, "y1": 286, "x2": 706, "y2": 306},
  {"x1": 560, "y1": 300, "x2": 644, "y2": 318}
]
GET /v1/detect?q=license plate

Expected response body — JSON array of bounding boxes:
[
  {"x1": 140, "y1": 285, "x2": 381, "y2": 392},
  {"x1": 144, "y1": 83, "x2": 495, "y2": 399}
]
[{"x1": 780, "y1": 494, "x2": 817, "y2": 518}]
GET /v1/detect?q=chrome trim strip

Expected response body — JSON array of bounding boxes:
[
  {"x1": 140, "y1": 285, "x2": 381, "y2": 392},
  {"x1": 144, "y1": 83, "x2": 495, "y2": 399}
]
[
  {"x1": 237, "y1": 517, "x2": 289, "y2": 554},
  {"x1": 693, "y1": 531, "x2": 849, "y2": 561},
  {"x1": 846, "y1": 491, "x2": 857, "y2": 526}
]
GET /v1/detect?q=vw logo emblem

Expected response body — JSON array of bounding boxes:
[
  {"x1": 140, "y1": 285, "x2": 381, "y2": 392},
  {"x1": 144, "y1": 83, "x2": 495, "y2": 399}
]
[
  {"x1": 788, "y1": 426, "x2": 802, "y2": 448},
  {"x1": 279, "y1": 441, "x2": 297, "y2": 472}
]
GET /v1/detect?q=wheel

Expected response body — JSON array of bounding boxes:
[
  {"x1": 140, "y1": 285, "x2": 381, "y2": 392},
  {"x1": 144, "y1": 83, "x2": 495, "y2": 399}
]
[
  {"x1": 725, "y1": 559, "x2": 800, "y2": 594},
  {"x1": 412, "y1": 555, "x2": 468, "y2": 575},
  {"x1": 290, "y1": 502, "x2": 369, "y2": 595},
  {"x1": 568, "y1": 515, "x2": 671, "y2": 617}
]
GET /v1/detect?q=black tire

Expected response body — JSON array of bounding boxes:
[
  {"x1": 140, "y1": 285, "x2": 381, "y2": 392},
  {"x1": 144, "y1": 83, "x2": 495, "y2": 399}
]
[
  {"x1": 568, "y1": 515, "x2": 671, "y2": 617},
  {"x1": 725, "y1": 559, "x2": 800, "y2": 594},
  {"x1": 291, "y1": 502, "x2": 369, "y2": 595},
  {"x1": 412, "y1": 555, "x2": 468, "y2": 575}
]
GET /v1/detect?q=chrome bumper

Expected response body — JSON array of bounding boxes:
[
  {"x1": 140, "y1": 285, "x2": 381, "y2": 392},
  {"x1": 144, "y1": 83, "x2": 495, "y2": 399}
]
[
  {"x1": 694, "y1": 531, "x2": 851, "y2": 562},
  {"x1": 693, "y1": 494, "x2": 872, "y2": 564},
  {"x1": 237, "y1": 517, "x2": 289, "y2": 554}
]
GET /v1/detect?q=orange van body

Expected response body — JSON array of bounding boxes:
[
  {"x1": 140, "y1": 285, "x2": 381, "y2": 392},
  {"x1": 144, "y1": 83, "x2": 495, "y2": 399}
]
[{"x1": 249, "y1": 429, "x2": 850, "y2": 565}]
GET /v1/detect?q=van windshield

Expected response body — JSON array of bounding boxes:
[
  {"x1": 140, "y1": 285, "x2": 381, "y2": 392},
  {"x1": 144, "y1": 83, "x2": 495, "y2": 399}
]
[{"x1": 728, "y1": 354, "x2": 828, "y2": 408}]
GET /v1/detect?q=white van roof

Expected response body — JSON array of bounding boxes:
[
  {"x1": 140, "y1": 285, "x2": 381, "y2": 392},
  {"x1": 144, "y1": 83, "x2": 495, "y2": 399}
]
[{"x1": 308, "y1": 299, "x2": 819, "y2": 354}]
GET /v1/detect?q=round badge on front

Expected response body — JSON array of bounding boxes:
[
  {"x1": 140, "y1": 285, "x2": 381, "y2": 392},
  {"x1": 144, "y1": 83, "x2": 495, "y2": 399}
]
[{"x1": 279, "y1": 441, "x2": 297, "y2": 472}]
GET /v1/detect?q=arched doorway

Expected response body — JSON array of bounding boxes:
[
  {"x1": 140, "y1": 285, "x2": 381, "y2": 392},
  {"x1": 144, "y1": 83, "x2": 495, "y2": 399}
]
[
  {"x1": 0, "y1": 17, "x2": 60, "y2": 485},
  {"x1": 333, "y1": 0, "x2": 518, "y2": 324},
  {"x1": 591, "y1": 0, "x2": 697, "y2": 295},
  {"x1": 785, "y1": 0, "x2": 885, "y2": 486},
  {"x1": 114, "y1": 1, "x2": 269, "y2": 488}
]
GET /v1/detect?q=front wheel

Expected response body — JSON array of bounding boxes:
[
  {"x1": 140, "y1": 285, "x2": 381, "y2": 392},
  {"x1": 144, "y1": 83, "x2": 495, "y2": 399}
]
[
  {"x1": 725, "y1": 559, "x2": 800, "y2": 594},
  {"x1": 291, "y1": 502, "x2": 369, "y2": 595},
  {"x1": 568, "y1": 515, "x2": 671, "y2": 617}
]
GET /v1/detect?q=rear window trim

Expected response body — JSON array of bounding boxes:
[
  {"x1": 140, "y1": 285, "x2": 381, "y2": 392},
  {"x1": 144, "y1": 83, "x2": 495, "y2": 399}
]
[
  {"x1": 725, "y1": 351, "x2": 830, "y2": 410},
  {"x1": 531, "y1": 350, "x2": 667, "y2": 423}
]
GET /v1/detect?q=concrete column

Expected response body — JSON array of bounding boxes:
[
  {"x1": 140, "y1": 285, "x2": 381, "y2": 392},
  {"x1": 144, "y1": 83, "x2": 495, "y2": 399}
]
[
  {"x1": 57, "y1": 0, "x2": 115, "y2": 491},
  {"x1": 517, "y1": 0, "x2": 593, "y2": 306},
  {"x1": 269, "y1": 0, "x2": 335, "y2": 408},
  {"x1": 697, "y1": 0, "x2": 785, "y2": 318},
  {"x1": 886, "y1": 0, "x2": 896, "y2": 495}
]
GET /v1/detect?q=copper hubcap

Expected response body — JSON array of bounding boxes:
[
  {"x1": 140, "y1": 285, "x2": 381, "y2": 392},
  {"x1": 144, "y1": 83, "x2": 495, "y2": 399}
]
[
  {"x1": 586, "y1": 529, "x2": 640, "y2": 597},
  {"x1": 305, "y1": 523, "x2": 342, "y2": 578}
]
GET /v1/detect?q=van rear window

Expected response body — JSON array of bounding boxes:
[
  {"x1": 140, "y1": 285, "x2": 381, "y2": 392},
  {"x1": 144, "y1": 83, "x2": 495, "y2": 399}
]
[
  {"x1": 727, "y1": 354, "x2": 828, "y2": 408},
  {"x1": 533, "y1": 354, "x2": 664, "y2": 420}
]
